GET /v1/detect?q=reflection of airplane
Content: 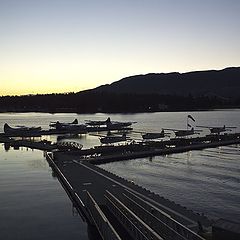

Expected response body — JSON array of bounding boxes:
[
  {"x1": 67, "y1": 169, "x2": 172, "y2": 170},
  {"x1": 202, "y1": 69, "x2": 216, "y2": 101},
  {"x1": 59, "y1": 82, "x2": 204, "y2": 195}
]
[
  {"x1": 141, "y1": 129, "x2": 169, "y2": 140},
  {"x1": 196, "y1": 125, "x2": 237, "y2": 134},
  {"x1": 100, "y1": 133, "x2": 128, "y2": 144},
  {"x1": 164, "y1": 127, "x2": 201, "y2": 137},
  {"x1": 49, "y1": 119, "x2": 78, "y2": 129}
]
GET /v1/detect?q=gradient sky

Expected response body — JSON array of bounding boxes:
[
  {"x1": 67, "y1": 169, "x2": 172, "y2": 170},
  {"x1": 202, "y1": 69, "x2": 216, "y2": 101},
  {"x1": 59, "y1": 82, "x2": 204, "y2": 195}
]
[{"x1": 0, "y1": 0, "x2": 239, "y2": 96}]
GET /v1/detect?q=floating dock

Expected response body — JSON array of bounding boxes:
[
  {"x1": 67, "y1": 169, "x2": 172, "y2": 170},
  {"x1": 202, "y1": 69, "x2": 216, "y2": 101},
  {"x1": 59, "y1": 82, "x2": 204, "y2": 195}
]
[
  {"x1": 1, "y1": 128, "x2": 240, "y2": 239},
  {"x1": 47, "y1": 152, "x2": 209, "y2": 240},
  {"x1": 57, "y1": 133, "x2": 240, "y2": 164}
]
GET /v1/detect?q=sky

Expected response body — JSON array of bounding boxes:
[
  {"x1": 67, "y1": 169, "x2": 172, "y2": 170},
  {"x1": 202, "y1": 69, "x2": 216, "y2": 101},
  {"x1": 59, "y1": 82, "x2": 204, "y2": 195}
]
[{"x1": 0, "y1": 0, "x2": 240, "y2": 96}]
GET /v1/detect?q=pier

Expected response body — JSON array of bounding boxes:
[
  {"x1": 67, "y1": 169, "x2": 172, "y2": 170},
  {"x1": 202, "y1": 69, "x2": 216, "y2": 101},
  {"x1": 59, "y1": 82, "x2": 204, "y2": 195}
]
[
  {"x1": 47, "y1": 152, "x2": 210, "y2": 240},
  {"x1": 1, "y1": 132, "x2": 240, "y2": 162},
  {"x1": 1, "y1": 128, "x2": 240, "y2": 239}
]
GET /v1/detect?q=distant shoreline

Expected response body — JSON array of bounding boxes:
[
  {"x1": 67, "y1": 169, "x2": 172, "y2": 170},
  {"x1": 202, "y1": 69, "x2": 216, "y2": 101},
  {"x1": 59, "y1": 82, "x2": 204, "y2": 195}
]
[{"x1": 0, "y1": 107, "x2": 239, "y2": 115}]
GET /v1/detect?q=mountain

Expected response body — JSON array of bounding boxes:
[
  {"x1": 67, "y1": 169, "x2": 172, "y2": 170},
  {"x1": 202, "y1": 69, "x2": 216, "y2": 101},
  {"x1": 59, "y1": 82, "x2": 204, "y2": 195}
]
[
  {"x1": 91, "y1": 67, "x2": 240, "y2": 98},
  {"x1": 1, "y1": 67, "x2": 240, "y2": 113}
]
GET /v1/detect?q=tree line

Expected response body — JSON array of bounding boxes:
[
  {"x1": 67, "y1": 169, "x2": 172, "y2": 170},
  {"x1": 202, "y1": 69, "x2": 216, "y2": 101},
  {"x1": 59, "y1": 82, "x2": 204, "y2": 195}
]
[{"x1": 0, "y1": 92, "x2": 239, "y2": 113}]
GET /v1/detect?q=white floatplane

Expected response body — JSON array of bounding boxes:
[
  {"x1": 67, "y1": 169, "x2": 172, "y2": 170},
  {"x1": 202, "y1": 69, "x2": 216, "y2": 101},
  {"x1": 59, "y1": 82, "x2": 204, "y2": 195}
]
[
  {"x1": 4, "y1": 123, "x2": 42, "y2": 135},
  {"x1": 196, "y1": 125, "x2": 237, "y2": 134}
]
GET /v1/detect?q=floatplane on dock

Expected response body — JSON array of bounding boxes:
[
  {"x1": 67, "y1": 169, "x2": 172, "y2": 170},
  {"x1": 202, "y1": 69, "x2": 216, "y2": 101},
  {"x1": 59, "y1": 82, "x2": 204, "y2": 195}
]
[
  {"x1": 163, "y1": 114, "x2": 202, "y2": 137},
  {"x1": 133, "y1": 129, "x2": 170, "y2": 140},
  {"x1": 100, "y1": 133, "x2": 129, "y2": 144},
  {"x1": 164, "y1": 127, "x2": 202, "y2": 137},
  {"x1": 91, "y1": 130, "x2": 132, "y2": 144},
  {"x1": 85, "y1": 117, "x2": 136, "y2": 129},
  {"x1": 196, "y1": 125, "x2": 237, "y2": 134},
  {"x1": 85, "y1": 117, "x2": 111, "y2": 126},
  {"x1": 4, "y1": 123, "x2": 42, "y2": 135},
  {"x1": 49, "y1": 119, "x2": 87, "y2": 132},
  {"x1": 50, "y1": 119, "x2": 78, "y2": 129}
]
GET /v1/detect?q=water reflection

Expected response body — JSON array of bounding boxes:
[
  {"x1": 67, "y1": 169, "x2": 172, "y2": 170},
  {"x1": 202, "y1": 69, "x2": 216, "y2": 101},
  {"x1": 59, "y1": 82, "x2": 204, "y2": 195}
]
[{"x1": 0, "y1": 146, "x2": 89, "y2": 240}]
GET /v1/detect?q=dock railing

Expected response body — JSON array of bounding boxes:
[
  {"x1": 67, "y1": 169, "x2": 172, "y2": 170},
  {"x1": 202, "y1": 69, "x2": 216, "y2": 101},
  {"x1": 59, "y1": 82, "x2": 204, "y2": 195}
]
[
  {"x1": 46, "y1": 152, "x2": 87, "y2": 221},
  {"x1": 105, "y1": 190, "x2": 164, "y2": 240},
  {"x1": 121, "y1": 189, "x2": 205, "y2": 240},
  {"x1": 85, "y1": 191, "x2": 122, "y2": 240}
]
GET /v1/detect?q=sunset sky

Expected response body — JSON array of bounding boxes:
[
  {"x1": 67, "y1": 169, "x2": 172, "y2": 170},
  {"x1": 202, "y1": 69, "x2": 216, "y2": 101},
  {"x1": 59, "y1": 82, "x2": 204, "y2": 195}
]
[{"x1": 0, "y1": 0, "x2": 239, "y2": 96}]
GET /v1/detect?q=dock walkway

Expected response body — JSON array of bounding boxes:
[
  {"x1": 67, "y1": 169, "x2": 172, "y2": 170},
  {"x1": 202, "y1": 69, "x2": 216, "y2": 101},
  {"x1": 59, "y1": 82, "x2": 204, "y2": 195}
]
[{"x1": 47, "y1": 152, "x2": 209, "y2": 240}]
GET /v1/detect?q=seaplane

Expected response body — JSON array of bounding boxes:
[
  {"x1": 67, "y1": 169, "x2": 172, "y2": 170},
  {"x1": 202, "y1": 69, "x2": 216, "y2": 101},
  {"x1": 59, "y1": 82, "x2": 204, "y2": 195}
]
[
  {"x1": 4, "y1": 123, "x2": 42, "y2": 135},
  {"x1": 134, "y1": 129, "x2": 169, "y2": 140},
  {"x1": 106, "y1": 119, "x2": 137, "y2": 129},
  {"x1": 163, "y1": 114, "x2": 202, "y2": 137},
  {"x1": 85, "y1": 117, "x2": 136, "y2": 129},
  {"x1": 99, "y1": 133, "x2": 129, "y2": 144},
  {"x1": 85, "y1": 117, "x2": 111, "y2": 126},
  {"x1": 56, "y1": 122, "x2": 87, "y2": 132},
  {"x1": 196, "y1": 125, "x2": 237, "y2": 134},
  {"x1": 164, "y1": 127, "x2": 202, "y2": 137},
  {"x1": 49, "y1": 119, "x2": 78, "y2": 129}
]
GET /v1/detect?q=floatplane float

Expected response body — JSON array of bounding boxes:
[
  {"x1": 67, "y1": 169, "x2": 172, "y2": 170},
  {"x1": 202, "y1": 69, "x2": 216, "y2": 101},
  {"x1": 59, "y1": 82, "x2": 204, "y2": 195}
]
[
  {"x1": 4, "y1": 123, "x2": 42, "y2": 135},
  {"x1": 196, "y1": 125, "x2": 237, "y2": 134}
]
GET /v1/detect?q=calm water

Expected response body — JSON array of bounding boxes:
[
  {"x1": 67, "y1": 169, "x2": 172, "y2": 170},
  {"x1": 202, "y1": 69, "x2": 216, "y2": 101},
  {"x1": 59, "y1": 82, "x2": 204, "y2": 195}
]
[{"x1": 0, "y1": 111, "x2": 240, "y2": 239}]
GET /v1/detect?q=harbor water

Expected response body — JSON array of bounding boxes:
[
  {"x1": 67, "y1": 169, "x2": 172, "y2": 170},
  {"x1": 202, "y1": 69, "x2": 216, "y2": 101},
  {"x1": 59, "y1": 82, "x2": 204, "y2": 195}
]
[{"x1": 0, "y1": 110, "x2": 240, "y2": 239}]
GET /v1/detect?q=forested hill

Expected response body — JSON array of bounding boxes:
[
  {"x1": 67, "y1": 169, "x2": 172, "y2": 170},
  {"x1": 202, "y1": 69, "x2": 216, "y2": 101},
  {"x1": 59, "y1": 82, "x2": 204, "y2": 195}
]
[
  {"x1": 0, "y1": 67, "x2": 240, "y2": 113},
  {"x1": 92, "y1": 67, "x2": 240, "y2": 98}
]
